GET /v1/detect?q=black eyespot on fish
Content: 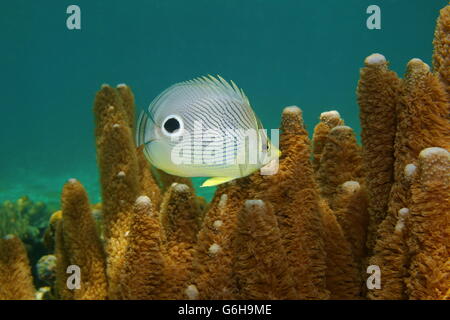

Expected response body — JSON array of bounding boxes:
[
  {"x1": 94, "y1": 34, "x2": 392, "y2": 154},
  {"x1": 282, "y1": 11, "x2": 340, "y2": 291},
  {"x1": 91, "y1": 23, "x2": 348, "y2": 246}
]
[{"x1": 163, "y1": 117, "x2": 180, "y2": 134}]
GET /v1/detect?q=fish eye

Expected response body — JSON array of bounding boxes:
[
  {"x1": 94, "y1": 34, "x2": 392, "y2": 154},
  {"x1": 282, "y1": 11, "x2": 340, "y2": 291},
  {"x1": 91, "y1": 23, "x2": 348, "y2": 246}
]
[
  {"x1": 164, "y1": 118, "x2": 180, "y2": 133},
  {"x1": 161, "y1": 115, "x2": 183, "y2": 136}
]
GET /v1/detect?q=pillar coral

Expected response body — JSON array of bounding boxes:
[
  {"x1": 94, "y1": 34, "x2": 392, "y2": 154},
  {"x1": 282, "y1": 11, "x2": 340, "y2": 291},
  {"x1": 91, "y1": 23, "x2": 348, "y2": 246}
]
[
  {"x1": 54, "y1": 216, "x2": 72, "y2": 300},
  {"x1": 319, "y1": 199, "x2": 361, "y2": 299},
  {"x1": 120, "y1": 196, "x2": 165, "y2": 300},
  {"x1": 316, "y1": 125, "x2": 363, "y2": 207},
  {"x1": 390, "y1": 58, "x2": 449, "y2": 215},
  {"x1": 0, "y1": 235, "x2": 36, "y2": 300},
  {"x1": 432, "y1": 5, "x2": 450, "y2": 99},
  {"x1": 40, "y1": 8, "x2": 450, "y2": 300},
  {"x1": 247, "y1": 106, "x2": 329, "y2": 299},
  {"x1": 233, "y1": 200, "x2": 297, "y2": 299},
  {"x1": 332, "y1": 181, "x2": 369, "y2": 272},
  {"x1": 406, "y1": 148, "x2": 450, "y2": 300},
  {"x1": 312, "y1": 110, "x2": 344, "y2": 173},
  {"x1": 59, "y1": 179, "x2": 108, "y2": 300},
  {"x1": 136, "y1": 146, "x2": 161, "y2": 210},
  {"x1": 190, "y1": 180, "x2": 250, "y2": 299},
  {"x1": 152, "y1": 167, "x2": 194, "y2": 193},
  {"x1": 369, "y1": 58, "x2": 450, "y2": 299},
  {"x1": 158, "y1": 183, "x2": 201, "y2": 300},
  {"x1": 357, "y1": 53, "x2": 401, "y2": 253},
  {"x1": 159, "y1": 183, "x2": 202, "y2": 245},
  {"x1": 93, "y1": 84, "x2": 140, "y2": 299}
]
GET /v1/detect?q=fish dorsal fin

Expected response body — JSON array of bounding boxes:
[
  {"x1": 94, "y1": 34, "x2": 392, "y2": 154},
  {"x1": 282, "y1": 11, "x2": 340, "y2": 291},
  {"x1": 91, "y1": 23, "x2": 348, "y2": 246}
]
[
  {"x1": 148, "y1": 75, "x2": 253, "y2": 121},
  {"x1": 189, "y1": 75, "x2": 250, "y2": 106},
  {"x1": 201, "y1": 176, "x2": 237, "y2": 187}
]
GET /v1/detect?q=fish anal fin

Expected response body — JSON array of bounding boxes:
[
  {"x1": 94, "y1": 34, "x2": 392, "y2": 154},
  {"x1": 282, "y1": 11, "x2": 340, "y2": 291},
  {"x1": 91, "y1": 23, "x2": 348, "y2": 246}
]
[{"x1": 201, "y1": 177, "x2": 236, "y2": 187}]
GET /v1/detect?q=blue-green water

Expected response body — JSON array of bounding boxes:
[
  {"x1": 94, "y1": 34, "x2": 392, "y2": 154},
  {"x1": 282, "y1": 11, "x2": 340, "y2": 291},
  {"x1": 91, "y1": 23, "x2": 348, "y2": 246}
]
[{"x1": 0, "y1": 0, "x2": 446, "y2": 209}]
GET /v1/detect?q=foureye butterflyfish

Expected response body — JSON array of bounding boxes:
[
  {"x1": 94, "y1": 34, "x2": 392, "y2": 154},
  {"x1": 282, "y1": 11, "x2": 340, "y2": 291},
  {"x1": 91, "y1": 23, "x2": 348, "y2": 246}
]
[{"x1": 136, "y1": 75, "x2": 280, "y2": 187}]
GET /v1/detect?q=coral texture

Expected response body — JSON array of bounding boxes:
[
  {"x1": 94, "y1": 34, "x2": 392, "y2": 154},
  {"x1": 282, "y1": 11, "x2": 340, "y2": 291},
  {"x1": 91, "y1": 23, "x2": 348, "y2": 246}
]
[
  {"x1": 57, "y1": 179, "x2": 108, "y2": 300},
  {"x1": 316, "y1": 125, "x2": 363, "y2": 207},
  {"x1": 0, "y1": 235, "x2": 36, "y2": 300},
  {"x1": 357, "y1": 53, "x2": 402, "y2": 253},
  {"x1": 233, "y1": 200, "x2": 297, "y2": 299},
  {"x1": 433, "y1": 5, "x2": 450, "y2": 98},
  {"x1": 247, "y1": 106, "x2": 329, "y2": 299},
  {"x1": 406, "y1": 148, "x2": 450, "y2": 300},
  {"x1": 368, "y1": 55, "x2": 449, "y2": 300},
  {"x1": 2, "y1": 4, "x2": 448, "y2": 301},
  {"x1": 312, "y1": 110, "x2": 344, "y2": 173}
]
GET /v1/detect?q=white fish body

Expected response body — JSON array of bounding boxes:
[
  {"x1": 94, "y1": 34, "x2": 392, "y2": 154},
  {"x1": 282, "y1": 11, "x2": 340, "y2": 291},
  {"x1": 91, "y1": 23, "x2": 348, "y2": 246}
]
[{"x1": 136, "y1": 75, "x2": 279, "y2": 187}]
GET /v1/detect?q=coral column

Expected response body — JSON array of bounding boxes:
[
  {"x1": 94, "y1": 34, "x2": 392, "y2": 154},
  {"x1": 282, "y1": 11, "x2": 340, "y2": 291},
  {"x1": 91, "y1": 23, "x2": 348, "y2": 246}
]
[
  {"x1": 357, "y1": 53, "x2": 401, "y2": 253},
  {"x1": 93, "y1": 85, "x2": 140, "y2": 299},
  {"x1": 316, "y1": 125, "x2": 363, "y2": 207},
  {"x1": 432, "y1": 5, "x2": 450, "y2": 99},
  {"x1": 248, "y1": 106, "x2": 329, "y2": 299},
  {"x1": 0, "y1": 235, "x2": 36, "y2": 300},
  {"x1": 406, "y1": 148, "x2": 450, "y2": 300},
  {"x1": 233, "y1": 200, "x2": 297, "y2": 299},
  {"x1": 120, "y1": 196, "x2": 165, "y2": 300},
  {"x1": 190, "y1": 180, "x2": 250, "y2": 299},
  {"x1": 58, "y1": 179, "x2": 108, "y2": 300}
]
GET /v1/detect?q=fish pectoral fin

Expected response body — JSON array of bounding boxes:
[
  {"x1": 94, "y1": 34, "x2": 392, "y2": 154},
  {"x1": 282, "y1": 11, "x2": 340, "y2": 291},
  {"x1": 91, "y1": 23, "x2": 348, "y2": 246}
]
[{"x1": 201, "y1": 177, "x2": 237, "y2": 187}]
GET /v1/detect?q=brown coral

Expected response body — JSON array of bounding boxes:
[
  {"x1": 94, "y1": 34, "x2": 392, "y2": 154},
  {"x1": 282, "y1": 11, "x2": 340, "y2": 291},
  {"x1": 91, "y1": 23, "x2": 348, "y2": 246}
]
[
  {"x1": 58, "y1": 179, "x2": 108, "y2": 300},
  {"x1": 332, "y1": 181, "x2": 369, "y2": 271},
  {"x1": 406, "y1": 148, "x2": 450, "y2": 300},
  {"x1": 312, "y1": 110, "x2": 344, "y2": 173},
  {"x1": 190, "y1": 181, "x2": 249, "y2": 299},
  {"x1": 233, "y1": 200, "x2": 297, "y2": 299},
  {"x1": 159, "y1": 183, "x2": 201, "y2": 245},
  {"x1": 54, "y1": 215, "x2": 72, "y2": 300},
  {"x1": 0, "y1": 235, "x2": 35, "y2": 300},
  {"x1": 152, "y1": 167, "x2": 194, "y2": 193},
  {"x1": 136, "y1": 146, "x2": 161, "y2": 210},
  {"x1": 247, "y1": 106, "x2": 329, "y2": 299},
  {"x1": 368, "y1": 57, "x2": 450, "y2": 299},
  {"x1": 93, "y1": 84, "x2": 141, "y2": 299},
  {"x1": 357, "y1": 53, "x2": 402, "y2": 253},
  {"x1": 433, "y1": 5, "x2": 450, "y2": 98},
  {"x1": 29, "y1": 7, "x2": 449, "y2": 300},
  {"x1": 120, "y1": 196, "x2": 165, "y2": 300},
  {"x1": 158, "y1": 184, "x2": 200, "y2": 300},
  {"x1": 316, "y1": 125, "x2": 363, "y2": 207},
  {"x1": 320, "y1": 200, "x2": 361, "y2": 299},
  {"x1": 388, "y1": 58, "x2": 449, "y2": 222}
]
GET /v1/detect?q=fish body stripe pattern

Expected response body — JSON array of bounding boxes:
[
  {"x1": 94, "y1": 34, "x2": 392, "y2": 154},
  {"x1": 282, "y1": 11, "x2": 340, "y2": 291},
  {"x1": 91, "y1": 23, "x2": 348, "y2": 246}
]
[{"x1": 136, "y1": 75, "x2": 278, "y2": 185}]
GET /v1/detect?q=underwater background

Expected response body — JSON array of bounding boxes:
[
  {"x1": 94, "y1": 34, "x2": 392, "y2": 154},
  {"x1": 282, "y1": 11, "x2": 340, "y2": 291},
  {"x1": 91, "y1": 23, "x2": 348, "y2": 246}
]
[{"x1": 0, "y1": 0, "x2": 446, "y2": 210}]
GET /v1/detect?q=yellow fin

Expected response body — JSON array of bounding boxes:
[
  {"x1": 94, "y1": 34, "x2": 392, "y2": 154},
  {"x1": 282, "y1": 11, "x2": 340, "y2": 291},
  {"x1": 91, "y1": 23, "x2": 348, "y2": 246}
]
[{"x1": 201, "y1": 177, "x2": 236, "y2": 187}]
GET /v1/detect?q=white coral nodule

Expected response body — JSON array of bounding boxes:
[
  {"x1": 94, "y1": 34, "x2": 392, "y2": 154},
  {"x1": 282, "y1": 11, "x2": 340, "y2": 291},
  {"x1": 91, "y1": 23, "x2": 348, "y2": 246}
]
[
  {"x1": 208, "y1": 243, "x2": 221, "y2": 255},
  {"x1": 185, "y1": 285, "x2": 199, "y2": 300}
]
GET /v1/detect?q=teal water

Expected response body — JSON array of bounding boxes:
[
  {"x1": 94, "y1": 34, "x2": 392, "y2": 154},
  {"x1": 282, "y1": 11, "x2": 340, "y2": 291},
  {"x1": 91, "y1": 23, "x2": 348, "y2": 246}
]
[{"x1": 0, "y1": 0, "x2": 446, "y2": 209}]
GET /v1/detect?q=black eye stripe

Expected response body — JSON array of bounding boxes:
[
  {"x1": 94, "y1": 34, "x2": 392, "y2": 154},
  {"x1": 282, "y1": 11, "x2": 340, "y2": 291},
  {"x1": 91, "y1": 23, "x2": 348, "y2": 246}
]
[{"x1": 164, "y1": 117, "x2": 181, "y2": 133}]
